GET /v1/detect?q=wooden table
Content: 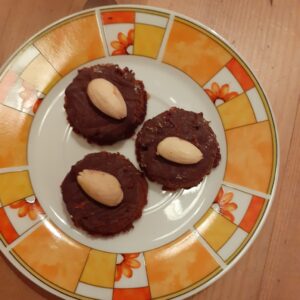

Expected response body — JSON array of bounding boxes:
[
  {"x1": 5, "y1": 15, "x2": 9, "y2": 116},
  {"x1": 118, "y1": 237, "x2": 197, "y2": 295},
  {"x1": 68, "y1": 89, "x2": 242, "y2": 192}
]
[{"x1": 0, "y1": 0, "x2": 299, "y2": 299}]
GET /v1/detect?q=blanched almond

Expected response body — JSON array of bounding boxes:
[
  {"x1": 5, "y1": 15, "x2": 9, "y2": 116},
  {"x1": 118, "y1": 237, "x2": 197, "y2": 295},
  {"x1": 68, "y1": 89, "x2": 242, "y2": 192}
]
[
  {"x1": 157, "y1": 137, "x2": 203, "y2": 164},
  {"x1": 87, "y1": 78, "x2": 127, "y2": 120},
  {"x1": 77, "y1": 169, "x2": 123, "y2": 206}
]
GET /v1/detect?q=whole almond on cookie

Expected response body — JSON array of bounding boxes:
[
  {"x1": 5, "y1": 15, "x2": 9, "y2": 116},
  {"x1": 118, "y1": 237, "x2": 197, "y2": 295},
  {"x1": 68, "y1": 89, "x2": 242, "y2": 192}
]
[
  {"x1": 157, "y1": 137, "x2": 203, "y2": 165},
  {"x1": 87, "y1": 78, "x2": 127, "y2": 120},
  {"x1": 77, "y1": 169, "x2": 123, "y2": 206}
]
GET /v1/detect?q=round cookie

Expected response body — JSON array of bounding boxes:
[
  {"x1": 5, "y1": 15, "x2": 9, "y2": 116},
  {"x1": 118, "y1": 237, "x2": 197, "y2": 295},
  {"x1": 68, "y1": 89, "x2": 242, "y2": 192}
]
[
  {"x1": 61, "y1": 152, "x2": 148, "y2": 236},
  {"x1": 65, "y1": 64, "x2": 148, "y2": 145},
  {"x1": 135, "y1": 107, "x2": 221, "y2": 190}
]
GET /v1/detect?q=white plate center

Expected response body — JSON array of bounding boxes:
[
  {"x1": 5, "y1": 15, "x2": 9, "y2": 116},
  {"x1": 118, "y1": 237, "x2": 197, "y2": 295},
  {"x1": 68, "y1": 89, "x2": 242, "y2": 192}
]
[{"x1": 28, "y1": 56, "x2": 226, "y2": 253}]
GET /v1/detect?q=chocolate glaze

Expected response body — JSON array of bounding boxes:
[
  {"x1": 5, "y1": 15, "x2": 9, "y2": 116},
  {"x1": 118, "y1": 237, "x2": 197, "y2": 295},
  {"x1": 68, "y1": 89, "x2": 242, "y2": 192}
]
[
  {"x1": 135, "y1": 108, "x2": 221, "y2": 190},
  {"x1": 61, "y1": 152, "x2": 148, "y2": 236},
  {"x1": 65, "y1": 64, "x2": 147, "y2": 145}
]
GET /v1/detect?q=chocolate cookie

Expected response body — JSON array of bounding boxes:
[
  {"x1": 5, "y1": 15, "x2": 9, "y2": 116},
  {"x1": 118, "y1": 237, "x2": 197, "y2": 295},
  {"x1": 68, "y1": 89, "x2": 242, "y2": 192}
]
[
  {"x1": 61, "y1": 152, "x2": 148, "y2": 236},
  {"x1": 65, "y1": 64, "x2": 148, "y2": 145},
  {"x1": 135, "y1": 108, "x2": 221, "y2": 190}
]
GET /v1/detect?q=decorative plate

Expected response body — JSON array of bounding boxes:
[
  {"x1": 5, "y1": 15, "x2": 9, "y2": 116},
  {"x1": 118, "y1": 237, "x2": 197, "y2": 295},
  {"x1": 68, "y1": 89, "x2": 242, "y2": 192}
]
[{"x1": 0, "y1": 5, "x2": 278, "y2": 300}]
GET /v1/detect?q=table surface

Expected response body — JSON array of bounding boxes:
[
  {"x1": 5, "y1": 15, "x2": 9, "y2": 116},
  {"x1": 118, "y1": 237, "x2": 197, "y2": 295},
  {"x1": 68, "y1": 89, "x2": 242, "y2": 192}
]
[{"x1": 0, "y1": 0, "x2": 299, "y2": 299}]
